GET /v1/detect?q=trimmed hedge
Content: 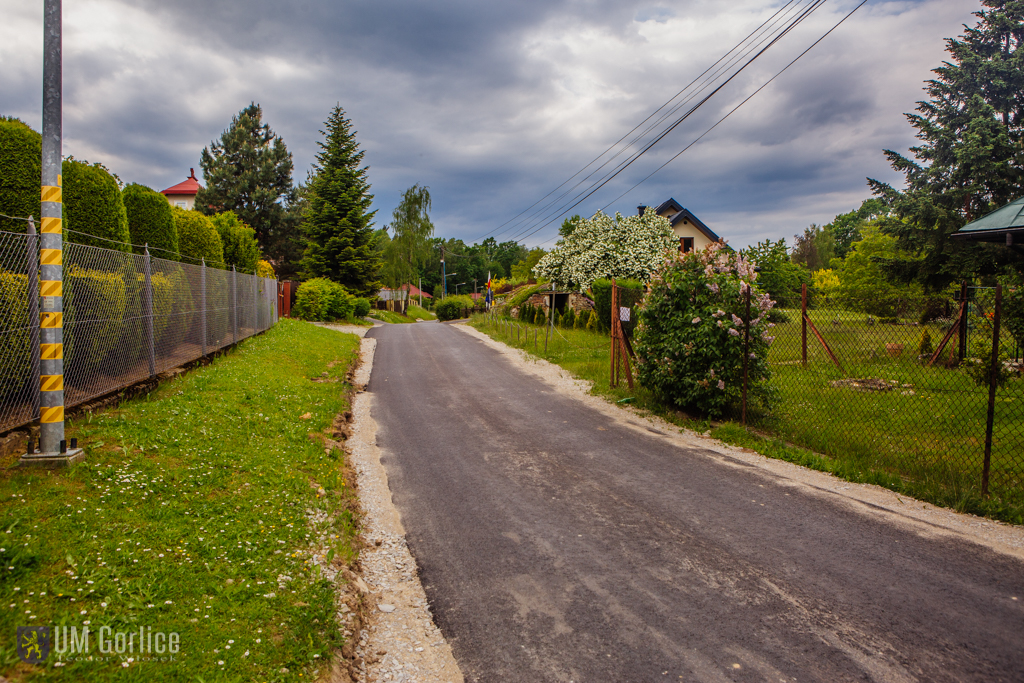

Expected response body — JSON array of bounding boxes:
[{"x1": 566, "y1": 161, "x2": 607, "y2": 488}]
[
  {"x1": 293, "y1": 278, "x2": 354, "y2": 322},
  {"x1": 211, "y1": 211, "x2": 260, "y2": 273},
  {"x1": 173, "y1": 206, "x2": 224, "y2": 265},
  {"x1": 0, "y1": 272, "x2": 30, "y2": 399},
  {"x1": 123, "y1": 183, "x2": 178, "y2": 257},
  {"x1": 63, "y1": 159, "x2": 130, "y2": 251},
  {"x1": 64, "y1": 265, "x2": 127, "y2": 380},
  {"x1": 0, "y1": 118, "x2": 41, "y2": 233},
  {"x1": 435, "y1": 295, "x2": 475, "y2": 321}
]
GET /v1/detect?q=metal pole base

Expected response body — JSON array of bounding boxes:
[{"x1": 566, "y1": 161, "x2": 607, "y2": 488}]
[{"x1": 19, "y1": 448, "x2": 85, "y2": 468}]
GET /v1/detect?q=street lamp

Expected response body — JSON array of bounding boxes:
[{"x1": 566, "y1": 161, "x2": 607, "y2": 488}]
[
  {"x1": 455, "y1": 282, "x2": 466, "y2": 295},
  {"x1": 443, "y1": 272, "x2": 458, "y2": 298}
]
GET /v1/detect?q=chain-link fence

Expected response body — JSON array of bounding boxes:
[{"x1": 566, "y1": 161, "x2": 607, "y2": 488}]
[
  {"x1": 757, "y1": 283, "x2": 1023, "y2": 508},
  {"x1": 0, "y1": 230, "x2": 278, "y2": 434}
]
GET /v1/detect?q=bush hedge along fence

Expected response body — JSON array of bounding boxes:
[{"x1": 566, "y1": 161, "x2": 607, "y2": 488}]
[
  {"x1": 173, "y1": 206, "x2": 224, "y2": 265},
  {"x1": 62, "y1": 159, "x2": 131, "y2": 251},
  {"x1": 0, "y1": 118, "x2": 41, "y2": 233},
  {"x1": 211, "y1": 211, "x2": 261, "y2": 273},
  {"x1": 436, "y1": 295, "x2": 475, "y2": 321},
  {"x1": 123, "y1": 183, "x2": 178, "y2": 258},
  {"x1": 293, "y1": 278, "x2": 355, "y2": 322}
]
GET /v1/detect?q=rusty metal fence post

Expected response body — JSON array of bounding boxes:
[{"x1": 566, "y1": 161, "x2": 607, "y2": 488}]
[
  {"x1": 801, "y1": 282, "x2": 807, "y2": 366},
  {"x1": 959, "y1": 281, "x2": 969, "y2": 363},
  {"x1": 982, "y1": 284, "x2": 1002, "y2": 496}
]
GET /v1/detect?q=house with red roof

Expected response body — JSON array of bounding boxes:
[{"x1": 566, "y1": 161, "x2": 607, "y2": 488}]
[{"x1": 161, "y1": 169, "x2": 203, "y2": 210}]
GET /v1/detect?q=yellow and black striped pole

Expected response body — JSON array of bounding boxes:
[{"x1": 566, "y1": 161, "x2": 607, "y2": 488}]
[{"x1": 38, "y1": 0, "x2": 64, "y2": 454}]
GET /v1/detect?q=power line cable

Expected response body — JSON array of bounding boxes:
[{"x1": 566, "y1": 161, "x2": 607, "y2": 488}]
[
  {"x1": 511, "y1": 0, "x2": 828, "y2": 245},
  {"x1": 476, "y1": 0, "x2": 810, "y2": 243}
]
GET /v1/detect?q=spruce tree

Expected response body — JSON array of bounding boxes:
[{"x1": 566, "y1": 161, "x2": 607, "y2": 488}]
[
  {"x1": 869, "y1": 1, "x2": 1024, "y2": 287},
  {"x1": 195, "y1": 103, "x2": 296, "y2": 270},
  {"x1": 302, "y1": 106, "x2": 380, "y2": 295}
]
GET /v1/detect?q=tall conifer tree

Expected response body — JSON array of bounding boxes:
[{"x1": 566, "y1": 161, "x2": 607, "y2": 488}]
[
  {"x1": 196, "y1": 103, "x2": 297, "y2": 272},
  {"x1": 869, "y1": 1, "x2": 1024, "y2": 287},
  {"x1": 301, "y1": 106, "x2": 380, "y2": 294}
]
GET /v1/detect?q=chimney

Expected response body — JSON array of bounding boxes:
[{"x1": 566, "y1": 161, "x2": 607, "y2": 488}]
[
  {"x1": 189, "y1": 168, "x2": 196, "y2": 180},
  {"x1": 637, "y1": 205, "x2": 647, "y2": 216}
]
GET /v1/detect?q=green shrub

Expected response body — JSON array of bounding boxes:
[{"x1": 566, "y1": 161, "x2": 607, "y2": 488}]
[
  {"x1": 519, "y1": 303, "x2": 533, "y2": 323},
  {"x1": 574, "y1": 309, "x2": 588, "y2": 330},
  {"x1": 353, "y1": 297, "x2": 371, "y2": 318},
  {"x1": 173, "y1": 206, "x2": 224, "y2": 265},
  {"x1": 591, "y1": 278, "x2": 643, "y2": 333},
  {"x1": 0, "y1": 272, "x2": 30, "y2": 399},
  {"x1": 123, "y1": 183, "x2": 178, "y2": 257},
  {"x1": 585, "y1": 309, "x2": 598, "y2": 331},
  {"x1": 211, "y1": 211, "x2": 260, "y2": 272},
  {"x1": 561, "y1": 307, "x2": 576, "y2": 329},
  {"x1": 635, "y1": 243, "x2": 775, "y2": 418},
  {"x1": 64, "y1": 265, "x2": 127, "y2": 381},
  {"x1": 62, "y1": 158, "x2": 130, "y2": 251},
  {"x1": 293, "y1": 278, "x2": 354, "y2": 322},
  {"x1": 435, "y1": 295, "x2": 474, "y2": 321},
  {"x1": 0, "y1": 118, "x2": 41, "y2": 233},
  {"x1": 918, "y1": 328, "x2": 933, "y2": 357},
  {"x1": 534, "y1": 308, "x2": 547, "y2": 326}
]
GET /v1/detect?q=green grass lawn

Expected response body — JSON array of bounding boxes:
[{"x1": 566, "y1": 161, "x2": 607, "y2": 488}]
[
  {"x1": 470, "y1": 312, "x2": 1024, "y2": 524},
  {"x1": 0, "y1": 319, "x2": 363, "y2": 681}
]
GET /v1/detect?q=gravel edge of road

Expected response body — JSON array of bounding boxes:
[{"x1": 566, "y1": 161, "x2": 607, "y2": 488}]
[
  {"x1": 344, "y1": 333, "x2": 465, "y2": 683},
  {"x1": 454, "y1": 322, "x2": 1024, "y2": 561}
]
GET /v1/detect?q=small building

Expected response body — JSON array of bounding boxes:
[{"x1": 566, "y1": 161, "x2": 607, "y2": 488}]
[
  {"x1": 161, "y1": 169, "x2": 203, "y2": 210},
  {"x1": 952, "y1": 196, "x2": 1024, "y2": 254},
  {"x1": 639, "y1": 198, "x2": 720, "y2": 253}
]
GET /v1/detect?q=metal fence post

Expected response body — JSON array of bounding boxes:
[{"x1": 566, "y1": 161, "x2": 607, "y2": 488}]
[
  {"x1": 253, "y1": 274, "x2": 259, "y2": 333},
  {"x1": 232, "y1": 265, "x2": 238, "y2": 345},
  {"x1": 143, "y1": 245, "x2": 155, "y2": 377},
  {"x1": 26, "y1": 218, "x2": 40, "y2": 422},
  {"x1": 801, "y1": 282, "x2": 807, "y2": 366},
  {"x1": 959, "y1": 281, "x2": 969, "y2": 363},
  {"x1": 200, "y1": 258, "x2": 207, "y2": 356},
  {"x1": 982, "y1": 284, "x2": 1002, "y2": 496}
]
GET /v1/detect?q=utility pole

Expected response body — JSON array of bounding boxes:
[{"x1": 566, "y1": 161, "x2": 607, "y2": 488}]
[
  {"x1": 441, "y1": 247, "x2": 446, "y2": 299},
  {"x1": 418, "y1": 276, "x2": 422, "y2": 308},
  {"x1": 25, "y1": 0, "x2": 82, "y2": 465}
]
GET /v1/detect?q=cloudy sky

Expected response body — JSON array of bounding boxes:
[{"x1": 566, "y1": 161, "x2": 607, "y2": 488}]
[{"x1": 0, "y1": 0, "x2": 976, "y2": 250}]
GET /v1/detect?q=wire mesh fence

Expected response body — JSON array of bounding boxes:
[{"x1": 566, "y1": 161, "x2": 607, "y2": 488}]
[
  {"x1": 479, "y1": 279, "x2": 1024, "y2": 510},
  {"x1": 0, "y1": 230, "x2": 278, "y2": 434},
  {"x1": 758, "y1": 283, "x2": 1024, "y2": 508}
]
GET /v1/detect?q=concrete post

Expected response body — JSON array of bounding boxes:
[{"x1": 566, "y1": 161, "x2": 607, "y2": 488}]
[{"x1": 143, "y1": 246, "x2": 155, "y2": 377}]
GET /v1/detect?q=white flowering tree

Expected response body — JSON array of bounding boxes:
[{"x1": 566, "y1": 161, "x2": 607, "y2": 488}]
[
  {"x1": 533, "y1": 209, "x2": 676, "y2": 290},
  {"x1": 634, "y1": 242, "x2": 777, "y2": 417}
]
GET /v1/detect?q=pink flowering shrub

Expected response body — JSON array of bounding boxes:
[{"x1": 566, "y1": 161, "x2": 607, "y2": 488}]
[{"x1": 634, "y1": 241, "x2": 777, "y2": 418}]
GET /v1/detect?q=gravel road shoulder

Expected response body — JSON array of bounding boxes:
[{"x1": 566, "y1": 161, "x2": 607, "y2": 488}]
[
  {"x1": 344, "y1": 334, "x2": 464, "y2": 683},
  {"x1": 454, "y1": 322, "x2": 1024, "y2": 561}
]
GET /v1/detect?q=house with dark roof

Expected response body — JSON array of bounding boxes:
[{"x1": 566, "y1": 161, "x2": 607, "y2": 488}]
[
  {"x1": 639, "y1": 198, "x2": 720, "y2": 253},
  {"x1": 161, "y1": 169, "x2": 202, "y2": 210}
]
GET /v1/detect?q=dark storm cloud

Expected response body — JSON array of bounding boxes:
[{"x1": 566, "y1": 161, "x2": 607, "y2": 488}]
[{"x1": 0, "y1": 0, "x2": 978, "y2": 249}]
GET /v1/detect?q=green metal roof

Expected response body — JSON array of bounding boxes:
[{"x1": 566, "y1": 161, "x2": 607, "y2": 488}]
[{"x1": 957, "y1": 196, "x2": 1024, "y2": 233}]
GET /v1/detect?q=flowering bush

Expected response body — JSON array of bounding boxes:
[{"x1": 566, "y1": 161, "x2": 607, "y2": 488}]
[
  {"x1": 634, "y1": 242, "x2": 776, "y2": 418},
  {"x1": 533, "y1": 209, "x2": 675, "y2": 290}
]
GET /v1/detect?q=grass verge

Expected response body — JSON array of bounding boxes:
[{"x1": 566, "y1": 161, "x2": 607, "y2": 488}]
[
  {"x1": 469, "y1": 313, "x2": 1024, "y2": 525},
  {"x1": 0, "y1": 318, "x2": 363, "y2": 681}
]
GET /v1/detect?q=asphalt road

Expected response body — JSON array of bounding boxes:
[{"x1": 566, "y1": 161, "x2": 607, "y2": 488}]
[{"x1": 365, "y1": 321, "x2": 1024, "y2": 683}]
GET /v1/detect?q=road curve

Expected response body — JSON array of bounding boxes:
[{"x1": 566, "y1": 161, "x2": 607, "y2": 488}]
[{"x1": 365, "y1": 321, "x2": 1024, "y2": 683}]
